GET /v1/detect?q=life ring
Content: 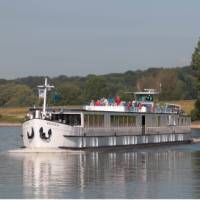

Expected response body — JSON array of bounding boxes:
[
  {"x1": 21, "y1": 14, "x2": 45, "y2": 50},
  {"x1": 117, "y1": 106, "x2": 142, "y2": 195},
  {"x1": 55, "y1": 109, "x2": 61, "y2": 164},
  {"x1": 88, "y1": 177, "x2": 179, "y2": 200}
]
[{"x1": 27, "y1": 127, "x2": 34, "y2": 139}]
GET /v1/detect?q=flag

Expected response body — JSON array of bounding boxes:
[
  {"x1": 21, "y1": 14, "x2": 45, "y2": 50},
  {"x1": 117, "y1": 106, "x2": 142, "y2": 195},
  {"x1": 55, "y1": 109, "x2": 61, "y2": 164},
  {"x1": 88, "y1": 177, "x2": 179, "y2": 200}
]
[
  {"x1": 38, "y1": 88, "x2": 44, "y2": 99},
  {"x1": 52, "y1": 91, "x2": 61, "y2": 103}
]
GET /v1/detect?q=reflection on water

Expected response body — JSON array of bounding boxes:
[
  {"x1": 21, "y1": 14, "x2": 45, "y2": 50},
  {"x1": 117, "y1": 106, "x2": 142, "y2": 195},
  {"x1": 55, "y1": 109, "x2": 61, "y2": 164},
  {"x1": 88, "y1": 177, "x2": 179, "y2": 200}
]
[
  {"x1": 3, "y1": 148, "x2": 200, "y2": 199},
  {"x1": 1, "y1": 127, "x2": 200, "y2": 198}
]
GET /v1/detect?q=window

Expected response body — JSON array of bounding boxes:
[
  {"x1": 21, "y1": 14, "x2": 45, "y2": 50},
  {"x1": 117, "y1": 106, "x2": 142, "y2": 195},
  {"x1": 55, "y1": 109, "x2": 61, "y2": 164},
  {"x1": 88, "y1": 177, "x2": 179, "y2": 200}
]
[
  {"x1": 84, "y1": 114, "x2": 89, "y2": 127},
  {"x1": 119, "y1": 116, "x2": 124, "y2": 127},
  {"x1": 157, "y1": 116, "x2": 161, "y2": 127},
  {"x1": 128, "y1": 116, "x2": 136, "y2": 127},
  {"x1": 52, "y1": 114, "x2": 81, "y2": 126},
  {"x1": 110, "y1": 115, "x2": 136, "y2": 127},
  {"x1": 84, "y1": 114, "x2": 104, "y2": 128},
  {"x1": 111, "y1": 115, "x2": 117, "y2": 127}
]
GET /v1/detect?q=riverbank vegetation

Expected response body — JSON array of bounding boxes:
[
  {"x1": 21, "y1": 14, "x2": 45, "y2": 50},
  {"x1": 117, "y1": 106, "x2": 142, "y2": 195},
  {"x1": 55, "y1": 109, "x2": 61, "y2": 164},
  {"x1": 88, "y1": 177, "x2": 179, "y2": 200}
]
[
  {"x1": 0, "y1": 66, "x2": 197, "y2": 123},
  {"x1": 0, "y1": 66, "x2": 197, "y2": 107},
  {"x1": 190, "y1": 39, "x2": 200, "y2": 120}
]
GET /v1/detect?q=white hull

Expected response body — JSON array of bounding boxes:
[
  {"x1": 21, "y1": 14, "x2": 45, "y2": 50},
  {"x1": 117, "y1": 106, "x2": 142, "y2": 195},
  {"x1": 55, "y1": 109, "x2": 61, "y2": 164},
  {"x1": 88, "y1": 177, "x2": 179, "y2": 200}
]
[
  {"x1": 22, "y1": 119, "x2": 191, "y2": 149},
  {"x1": 23, "y1": 119, "x2": 68, "y2": 148}
]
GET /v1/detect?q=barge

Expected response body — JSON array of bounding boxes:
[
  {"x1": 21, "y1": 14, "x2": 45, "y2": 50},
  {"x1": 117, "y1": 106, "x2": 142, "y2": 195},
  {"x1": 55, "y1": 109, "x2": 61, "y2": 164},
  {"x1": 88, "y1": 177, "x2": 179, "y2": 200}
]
[{"x1": 22, "y1": 78, "x2": 191, "y2": 149}]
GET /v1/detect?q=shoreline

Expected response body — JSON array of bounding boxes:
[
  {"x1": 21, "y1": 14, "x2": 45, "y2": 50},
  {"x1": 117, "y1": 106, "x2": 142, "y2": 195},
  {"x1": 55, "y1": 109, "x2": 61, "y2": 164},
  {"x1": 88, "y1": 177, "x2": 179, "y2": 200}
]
[
  {"x1": 190, "y1": 121, "x2": 200, "y2": 129},
  {"x1": 0, "y1": 122, "x2": 22, "y2": 127}
]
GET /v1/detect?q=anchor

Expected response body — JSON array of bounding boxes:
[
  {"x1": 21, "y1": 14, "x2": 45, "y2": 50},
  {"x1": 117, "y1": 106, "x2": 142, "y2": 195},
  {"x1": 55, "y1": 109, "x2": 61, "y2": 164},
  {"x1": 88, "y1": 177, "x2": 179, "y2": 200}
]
[
  {"x1": 39, "y1": 127, "x2": 52, "y2": 140},
  {"x1": 27, "y1": 127, "x2": 34, "y2": 139}
]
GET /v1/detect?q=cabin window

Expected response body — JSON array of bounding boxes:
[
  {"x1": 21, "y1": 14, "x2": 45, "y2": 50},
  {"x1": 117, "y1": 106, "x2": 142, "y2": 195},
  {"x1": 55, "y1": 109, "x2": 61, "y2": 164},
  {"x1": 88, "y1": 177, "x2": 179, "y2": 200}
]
[
  {"x1": 185, "y1": 118, "x2": 188, "y2": 125},
  {"x1": 111, "y1": 115, "x2": 136, "y2": 127},
  {"x1": 119, "y1": 116, "x2": 124, "y2": 127},
  {"x1": 157, "y1": 116, "x2": 161, "y2": 127},
  {"x1": 128, "y1": 116, "x2": 135, "y2": 126},
  {"x1": 111, "y1": 115, "x2": 117, "y2": 127},
  {"x1": 84, "y1": 114, "x2": 104, "y2": 128},
  {"x1": 52, "y1": 114, "x2": 81, "y2": 126}
]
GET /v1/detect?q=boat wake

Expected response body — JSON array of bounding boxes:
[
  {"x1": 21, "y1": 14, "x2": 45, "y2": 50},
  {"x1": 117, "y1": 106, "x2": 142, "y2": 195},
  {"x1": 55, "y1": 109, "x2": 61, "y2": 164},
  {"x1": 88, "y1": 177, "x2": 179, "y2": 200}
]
[{"x1": 6, "y1": 148, "x2": 84, "y2": 154}]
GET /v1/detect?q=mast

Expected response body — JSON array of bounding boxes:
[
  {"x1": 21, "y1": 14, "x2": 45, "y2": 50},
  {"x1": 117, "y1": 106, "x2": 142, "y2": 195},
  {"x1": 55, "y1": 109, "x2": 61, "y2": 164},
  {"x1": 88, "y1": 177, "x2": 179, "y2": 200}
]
[{"x1": 38, "y1": 78, "x2": 54, "y2": 116}]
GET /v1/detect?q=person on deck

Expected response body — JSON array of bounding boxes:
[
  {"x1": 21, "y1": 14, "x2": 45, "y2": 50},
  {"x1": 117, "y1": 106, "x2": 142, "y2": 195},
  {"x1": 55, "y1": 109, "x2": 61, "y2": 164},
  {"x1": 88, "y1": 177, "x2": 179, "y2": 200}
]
[
  {"x1": 115, "y1": 96, "x2": 121, "y2": 106},
  {"x1": 137, "y1": 102, "x2": 142, "y2": 110},
  {"x1": 108, "y1": 98, "x2": 114, "y2": 106},
  {"x1": 127, "y1": 101, "x2": 132, "y2": 110},
  {"x1": 95, "y1": 100, "x2": 101, "y2": 106},
  {"x1": 90, "y1": 100, "x2": 95, "y2": 106}
]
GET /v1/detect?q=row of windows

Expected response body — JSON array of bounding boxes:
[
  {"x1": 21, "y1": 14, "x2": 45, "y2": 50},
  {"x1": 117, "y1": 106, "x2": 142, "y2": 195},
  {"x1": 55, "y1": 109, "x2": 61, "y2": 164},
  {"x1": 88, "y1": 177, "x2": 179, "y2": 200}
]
[
  {"x1": 110, "y1": 115, "x2": 136, "y2": 127},
  {"x1": 84, "y1": 114, "x2": 104, "y2": 128},
  {"x1": 155, "y1": 116, "x2": 189, "y2": 127},
  {"x1": 50, "y1": 113, "x2": 189, "y2": 128},
  {"x1": 83, "y1": 114, "x2": 189, "y2": 128},
  {"x1": 84, "y1": 114, "x2": 136, "y2": 128},
  {"x1": 178, "y1": 117, "x2": 189, "y2": 125}
]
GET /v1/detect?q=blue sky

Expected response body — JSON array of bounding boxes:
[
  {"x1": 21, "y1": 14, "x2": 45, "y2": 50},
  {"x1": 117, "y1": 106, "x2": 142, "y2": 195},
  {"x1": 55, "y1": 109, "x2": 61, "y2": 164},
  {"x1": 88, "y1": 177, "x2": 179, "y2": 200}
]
[{"x1": 0, "y1": 0, "x2": 199, "y2": 79}]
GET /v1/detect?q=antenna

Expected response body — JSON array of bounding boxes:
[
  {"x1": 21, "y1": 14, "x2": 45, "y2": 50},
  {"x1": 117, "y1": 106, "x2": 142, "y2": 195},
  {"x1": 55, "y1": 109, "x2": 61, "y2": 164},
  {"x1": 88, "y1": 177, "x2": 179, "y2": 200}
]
[{"x1": 37, "y1": 78, "x2": 54, "y2": 116}]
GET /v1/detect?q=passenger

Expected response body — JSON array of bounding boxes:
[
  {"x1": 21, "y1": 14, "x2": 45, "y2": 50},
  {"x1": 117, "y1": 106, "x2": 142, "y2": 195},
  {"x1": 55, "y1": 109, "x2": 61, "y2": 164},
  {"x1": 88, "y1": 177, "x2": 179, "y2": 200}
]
[
  {"x1": 115, "y1": 96, "x2": 121, "y2": 106},
  {"x1": 103, "y1": 98, "x2": 109, "y2": 106},
  {"x1": 108, "y1": 98, "x2": 114, "y2": 106},
  {"x1": 100, "y1": 98, "x2": 104, "y2": 105},
  {"x1": 90, "y1": 100, "x2": 95, "y2": 106},
  {"x1": 131, "y1": 104, "x2": 136, "y2": 112},
  {"x1": 134, "y1": 101, "x2": 137, "y2": 107},
  {"x1": 127, "y1": 101, "x2": 132, "y2": 110},
  {"x1": 151, "y1": 103, "x2": 155, "y2": 112},
  {"x1": 137, "y1": 102, "x2": 142, "y2": 110},
  {"x1": 95, "y1": 100, "x2": 101, "y2": 106}
]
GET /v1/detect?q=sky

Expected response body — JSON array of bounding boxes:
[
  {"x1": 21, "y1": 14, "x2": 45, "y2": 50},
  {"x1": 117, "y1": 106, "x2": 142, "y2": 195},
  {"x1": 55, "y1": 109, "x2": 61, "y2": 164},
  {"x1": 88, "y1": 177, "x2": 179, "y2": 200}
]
[{"x1": 0, "y1": 0, "x2": 200, "y2": 79}]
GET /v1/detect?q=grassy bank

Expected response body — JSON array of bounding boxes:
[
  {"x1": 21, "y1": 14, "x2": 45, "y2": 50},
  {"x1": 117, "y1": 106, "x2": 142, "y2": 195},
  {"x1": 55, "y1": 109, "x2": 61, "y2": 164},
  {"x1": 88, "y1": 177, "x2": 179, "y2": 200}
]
[{"x1": 0, "y1": 107, "x2": 28, "y2": 123}]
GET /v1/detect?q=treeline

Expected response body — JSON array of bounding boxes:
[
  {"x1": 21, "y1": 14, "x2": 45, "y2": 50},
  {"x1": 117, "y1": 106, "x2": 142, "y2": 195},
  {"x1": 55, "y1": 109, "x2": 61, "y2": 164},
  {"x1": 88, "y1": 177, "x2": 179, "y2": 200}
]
[{"x1": 0, "y1": 66, "x2": 197, "y2": 107}]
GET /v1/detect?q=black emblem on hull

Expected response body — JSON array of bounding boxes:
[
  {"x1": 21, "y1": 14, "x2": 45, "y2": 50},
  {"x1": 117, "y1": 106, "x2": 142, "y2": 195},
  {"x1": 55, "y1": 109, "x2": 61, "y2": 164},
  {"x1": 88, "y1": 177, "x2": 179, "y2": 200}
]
[
  {"x1": 39, "y1": 127, "x2": 52, "y2": 141},
  {"x1": 27, "y1": 127, "x2": 34, "y2": 139}
]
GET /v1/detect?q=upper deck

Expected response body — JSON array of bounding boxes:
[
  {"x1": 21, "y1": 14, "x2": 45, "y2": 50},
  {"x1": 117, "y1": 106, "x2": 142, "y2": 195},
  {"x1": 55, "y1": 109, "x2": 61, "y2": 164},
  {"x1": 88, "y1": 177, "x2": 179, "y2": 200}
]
[{"x1": 85, "y1": 89, "x2": 184, "y2": 114}]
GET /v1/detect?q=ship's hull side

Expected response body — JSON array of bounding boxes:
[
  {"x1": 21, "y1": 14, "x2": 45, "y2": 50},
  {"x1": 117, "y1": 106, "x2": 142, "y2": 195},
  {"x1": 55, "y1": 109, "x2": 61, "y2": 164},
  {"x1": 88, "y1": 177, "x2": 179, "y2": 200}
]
[{"x1": 22, "y1": 119, "x2": 191, "y2": 149}]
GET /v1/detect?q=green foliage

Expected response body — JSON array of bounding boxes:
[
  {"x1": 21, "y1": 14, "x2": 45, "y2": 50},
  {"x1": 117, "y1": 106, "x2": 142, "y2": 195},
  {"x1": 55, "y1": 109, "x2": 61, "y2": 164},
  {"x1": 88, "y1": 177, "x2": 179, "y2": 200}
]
[
  {"x1": 83, "y1": 76, "x2": 110, "y2": 101},
  {"x1": 191, "y1": 98, "x2": 200, "y2": 121},
  {"x1": 0, "y1": 66, "x2": 197, "y2": 108},
  {"x1": 191, "y1": 38, "x2": 200, "y2": 120},
  {"x1": 191, "y1": 39, "x2": 200, "y2": 72},
  {"x1": 51, "y1": 83, "x2": 82, "y2": 105},
  {"x1": 0, "y1": 84, "x2": 37, "y2": 107}
]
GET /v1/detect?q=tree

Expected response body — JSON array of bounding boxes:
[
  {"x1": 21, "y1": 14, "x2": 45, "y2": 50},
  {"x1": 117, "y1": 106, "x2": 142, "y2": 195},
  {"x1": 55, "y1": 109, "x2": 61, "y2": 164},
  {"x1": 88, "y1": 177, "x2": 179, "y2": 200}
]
[
  {"x1": 191, "y1": 38, "x2": 200, "y2": 120},
  {"x1": 50, "y1": 83, "x2": 82, "y2": 106},
  {"x1": 0, "y1": 84, "x2": 37, "y2": 107},
  {"x1": 192, "y1": 39, "x2": 200, "y2": 71},
  {"x1": 83, "y1": 76, "x2": 110, "y2": 102}
]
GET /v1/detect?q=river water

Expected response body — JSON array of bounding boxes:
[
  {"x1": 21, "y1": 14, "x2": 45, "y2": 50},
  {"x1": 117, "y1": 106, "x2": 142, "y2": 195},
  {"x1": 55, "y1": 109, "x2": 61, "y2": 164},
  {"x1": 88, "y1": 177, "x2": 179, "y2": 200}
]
[{"x1": 0, "y1": 127, "x2": 200, "y2": 198}]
